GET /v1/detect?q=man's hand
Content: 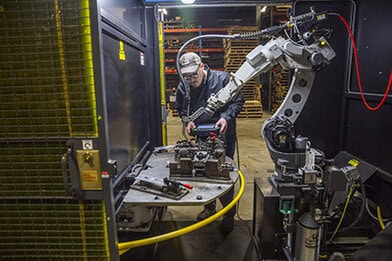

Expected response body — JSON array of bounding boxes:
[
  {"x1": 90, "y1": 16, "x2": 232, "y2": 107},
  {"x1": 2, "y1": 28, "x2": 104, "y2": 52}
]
[
  {"x1": 186, "y1": 121, "x2": 196, "y2": 135},
  {"x1": 215, "y1": 118, "x2": 227, "y2": 134}
]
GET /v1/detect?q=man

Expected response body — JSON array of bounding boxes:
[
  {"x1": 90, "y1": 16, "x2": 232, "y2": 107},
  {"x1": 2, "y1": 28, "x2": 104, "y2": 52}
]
[{"x1": 175, "y1": 52, "x2": 245, "y2": 234}]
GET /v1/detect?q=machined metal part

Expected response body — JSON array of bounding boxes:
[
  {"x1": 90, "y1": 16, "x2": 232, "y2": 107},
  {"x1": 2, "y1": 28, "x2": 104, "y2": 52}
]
[
  {"x1": 130, "y1": 180, "x2": 189, "y2": 200},
  {"x1": 299, "y1": 166, "x2": 318, "y2": 185},
  {"x1": 182, "y1": 106, "x2": 207, "y2": 123},
  {"x1": 169, "y1": 138, "x2": 234, "y2": 180},
  {"x1": 130, "y1": 175, "x2": 190, "y2": 200}
]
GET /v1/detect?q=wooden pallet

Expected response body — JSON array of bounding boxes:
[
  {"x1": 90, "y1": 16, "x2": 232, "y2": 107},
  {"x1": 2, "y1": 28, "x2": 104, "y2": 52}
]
[
  {"x1": 224, "y1": 26, "x2": 261, "y2": 102},
  {"x1": 227, "y1": 26, "x2": 259, "y2": 34},
  {"x1": 271, "y1": 68, "x2": 290, "y2": 113},
  {"x1": 238, "y1": 100, "x2": 263, "y2": 118},
  {"x1": 167, "y1": 103, "x2": 179, "y2": 117}
]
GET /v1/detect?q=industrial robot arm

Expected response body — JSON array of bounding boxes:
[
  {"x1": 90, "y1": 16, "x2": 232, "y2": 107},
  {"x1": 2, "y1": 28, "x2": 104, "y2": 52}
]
[{"x1": 183, "y1": 9, "x2": 336, "y2": 127}]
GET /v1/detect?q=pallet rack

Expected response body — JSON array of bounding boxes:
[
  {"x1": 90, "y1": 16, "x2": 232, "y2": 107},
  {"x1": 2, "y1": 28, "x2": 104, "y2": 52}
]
[
  {"x1": 224, "y1": 26, "x2": 263, "y2": 118},
  {"x1": 271, "y1": 67, "x2": 290, "y2": 113}
]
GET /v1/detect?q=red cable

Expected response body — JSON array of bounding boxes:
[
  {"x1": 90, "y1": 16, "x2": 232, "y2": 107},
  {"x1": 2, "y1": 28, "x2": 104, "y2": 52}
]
[{"x1": 338, "y1": 15, "x2": 392, "y2": 111}]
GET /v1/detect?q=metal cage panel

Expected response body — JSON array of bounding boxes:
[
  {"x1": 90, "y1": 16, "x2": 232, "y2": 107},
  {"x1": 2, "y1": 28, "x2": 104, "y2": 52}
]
[{"x1": 0, "y1": 0, "x2": 109, "y2": 259}]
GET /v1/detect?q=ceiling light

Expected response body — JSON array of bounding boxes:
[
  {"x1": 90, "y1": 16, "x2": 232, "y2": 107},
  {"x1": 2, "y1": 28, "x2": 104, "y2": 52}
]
[{"x1": 181, "y1": 0, "x2": 195, "y2": 4}]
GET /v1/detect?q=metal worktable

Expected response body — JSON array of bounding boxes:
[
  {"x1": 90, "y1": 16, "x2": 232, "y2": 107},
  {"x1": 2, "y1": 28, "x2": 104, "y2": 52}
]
[{"x1": 122, "y1": 151, "x2": 238, "y2": 206}]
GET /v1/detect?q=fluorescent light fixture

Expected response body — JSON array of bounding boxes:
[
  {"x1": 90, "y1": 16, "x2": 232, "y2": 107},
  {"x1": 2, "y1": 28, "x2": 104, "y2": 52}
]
[
  {"x1": 181, "y1": 0, "x2": 195, "y2": 4},
  {"x1": 260, "y1": 6, "x2": 267, "y2": 13}
]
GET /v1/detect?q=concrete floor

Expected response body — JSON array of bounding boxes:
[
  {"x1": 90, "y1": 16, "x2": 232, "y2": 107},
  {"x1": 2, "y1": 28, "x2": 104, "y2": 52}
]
[{"x1": 164, "y1": 113, "x2": 275, "y2": 221}]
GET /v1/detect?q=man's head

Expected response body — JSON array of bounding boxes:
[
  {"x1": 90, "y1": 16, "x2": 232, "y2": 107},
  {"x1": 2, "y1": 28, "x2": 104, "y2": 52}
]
[{"x1": 179, "y1": 52, "x2": 205, "y2": 87}]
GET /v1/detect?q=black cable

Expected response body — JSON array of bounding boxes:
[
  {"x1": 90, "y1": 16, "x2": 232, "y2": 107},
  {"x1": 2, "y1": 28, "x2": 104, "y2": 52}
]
[
  {"x1": 235, "y1": 133, "x2": 240, "y2": 171},
  {"x1": 320, "y1": 223, "x2": 329, "y2": 253},
  {"x1": 339, "y1": 180, "x2": 366, "y2": 233},
  {"x1": 151, "y1": 207, "x2": 165, "y2": 261},
  {"x1": 362, "y1": 184, "x2": 392, "y2": 222}
]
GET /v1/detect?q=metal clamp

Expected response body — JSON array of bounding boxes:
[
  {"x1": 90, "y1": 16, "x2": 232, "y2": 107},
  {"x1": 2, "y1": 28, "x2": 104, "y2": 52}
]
[{"x1": 61, "y1": 146, "x2": 73, "y2": 197}]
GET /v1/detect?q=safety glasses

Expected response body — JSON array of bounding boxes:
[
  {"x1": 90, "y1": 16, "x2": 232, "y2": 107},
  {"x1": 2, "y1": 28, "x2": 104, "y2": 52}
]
[{"x1": 183, "y1": 66, "x2": 201, "y2": 81}]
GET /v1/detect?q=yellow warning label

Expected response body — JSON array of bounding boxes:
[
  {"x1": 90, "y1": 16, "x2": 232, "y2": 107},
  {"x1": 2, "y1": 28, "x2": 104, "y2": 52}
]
[
  {"x1": 348, "y1": 159, "x2": 359, "y2": 167},
  {"x1": 82, "y1": 170, "x2": 99, "y2": 182},
  {"x1": 316, "y1": 14, "x2": 326, "y2": 20},
  {"x1": 119, "y1": 40, "x2": 126, "y2": 60}
]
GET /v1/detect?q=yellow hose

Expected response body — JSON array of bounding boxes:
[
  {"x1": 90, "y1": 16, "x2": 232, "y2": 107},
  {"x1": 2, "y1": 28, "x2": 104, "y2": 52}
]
[
  {"x1": 118, "y1": 170, "x2": 245, "y2": 255},
  {"x1": 377, "y1": 206, "x2": 386, "y2": 230},
  {"x1": 328, "y1": 185, "x2": 354, "y2": 243}
]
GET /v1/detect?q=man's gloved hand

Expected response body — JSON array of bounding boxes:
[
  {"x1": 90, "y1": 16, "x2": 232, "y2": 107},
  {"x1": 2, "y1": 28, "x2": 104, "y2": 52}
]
[
  {"x1": 186, "y1": 121, "x2": 196, "y2": 135},
  {"x1": 215, "y1": 118, "x2": 227, "y2": 134}
]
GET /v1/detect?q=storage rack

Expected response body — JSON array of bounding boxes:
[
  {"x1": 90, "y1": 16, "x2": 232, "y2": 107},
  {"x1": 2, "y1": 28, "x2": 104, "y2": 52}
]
[
  {"x1": 271, "y1": 67, "x2": 290, "y2": 113},
  {"x1": 224, "y1": 26, "x2": 263, "y2": 118},
  {"x1": 163, "y1": 6, "x2": 291, "y2": 118}
]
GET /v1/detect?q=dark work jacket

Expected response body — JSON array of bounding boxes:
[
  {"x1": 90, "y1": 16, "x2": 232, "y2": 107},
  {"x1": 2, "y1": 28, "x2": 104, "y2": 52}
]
[{"x1": 176, "y1": 67, "x2": 245, "y2": 142}]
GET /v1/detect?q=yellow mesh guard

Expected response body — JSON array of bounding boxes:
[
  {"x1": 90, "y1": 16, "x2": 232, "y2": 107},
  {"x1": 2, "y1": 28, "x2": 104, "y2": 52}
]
[{"x1": 0, "y1": 0, "x2": 108, "y2": 259}]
